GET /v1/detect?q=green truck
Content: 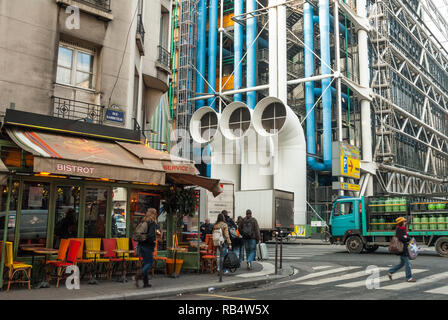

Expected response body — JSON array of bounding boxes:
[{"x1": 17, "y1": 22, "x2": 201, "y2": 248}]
[{"x1": 329, "y1": 195, "x2": 448, "y2": 257}]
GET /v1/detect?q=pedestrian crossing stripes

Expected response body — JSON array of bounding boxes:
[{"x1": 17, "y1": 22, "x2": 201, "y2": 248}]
[
  {"x1": 287, "y1": 265, "x2": 448, "y2": 295},
  {"x1": 266, "y1": 246, "x2": 338, "y2": 261}
]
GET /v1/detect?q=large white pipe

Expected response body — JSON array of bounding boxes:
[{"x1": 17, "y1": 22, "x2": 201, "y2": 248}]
[
  {"x1": 277, "y1": 0, "x2": 287, "y2": 103},
  {"x1": 252, "y1": 97, "x2": 307, "y2": 225},
  {"x1": 190, "y1": 107, "x2": 240, "y2": 190},
  {"x1": 220, "y1": 102, "x2": 273, "y2": 191},
  {"x1": 268, "y1": 0, "x2": 278, "y2": 97},
  {"x1": 357, "y1": 0, "x2": 373, "y2": 196}
]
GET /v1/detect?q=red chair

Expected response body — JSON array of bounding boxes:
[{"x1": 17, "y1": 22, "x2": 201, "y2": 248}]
[
  {"x1": 102, "y1": 238, "x2": 121, "y2": 279},
  {"x1": 68, "y1": 238, "x2": 93, "y2": 280},
  {"x1": 51, "y1": 240, "x2": 81, "y2": 288}
]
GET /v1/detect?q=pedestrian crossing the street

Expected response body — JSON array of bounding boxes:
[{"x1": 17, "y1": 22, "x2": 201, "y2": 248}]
[
  {"x1": 284, "y1": 264, "x2": 448, "y2": 296},
  {"x1": 265, "y1": 245, "x2": 339, "y2": 261}
]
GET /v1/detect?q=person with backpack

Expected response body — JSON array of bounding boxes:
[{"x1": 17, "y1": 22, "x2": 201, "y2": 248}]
[
  {"x1": 233, "y1": 216, "x2": 245, "y2": 262},
  {"x1": 212, "y1": 213, "x2": 232, "y2": 274},
  {"x1": 238, "y1": 209, "x2": 261, "y2": 270},
  {"x1": 133, "y1": 207, "x2": 159, "y2": 288},
  {"x1": 387, "y1": 217, "x2": 416, "y2": 283}
]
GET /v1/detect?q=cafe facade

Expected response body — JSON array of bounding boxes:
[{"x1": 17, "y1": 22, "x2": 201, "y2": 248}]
[{"x1": 0, "y1": 109, "x2": 221, "y2": 286}]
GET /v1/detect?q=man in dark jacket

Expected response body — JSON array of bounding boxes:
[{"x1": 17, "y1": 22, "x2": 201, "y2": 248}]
[
  {"x1": 200, "y1": 218, "x2": 213, "y2": 241},
  {"x1": 387, "y1": 217, "x2": 416, "y2": 282},
  {"x1": 238, "y1": 209, "x2": 261, "y2": 270}
]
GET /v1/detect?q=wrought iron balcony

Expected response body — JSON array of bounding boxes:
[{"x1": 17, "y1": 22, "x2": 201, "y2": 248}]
[
  {"x1": 157, "y1": 45, "x2": 171, "y2": 70},
  {"x1": 136, "y1": 14, "x2": 145, "y2": 55},
  {"x1": 52, "y1": 97, "x2": 105, "y2": 124},
  {"x1": 74, "y1": 0, "x2": 111, "y2": 12}
]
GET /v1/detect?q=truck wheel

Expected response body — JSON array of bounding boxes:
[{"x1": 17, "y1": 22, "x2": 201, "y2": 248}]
[
  {"x1": 435, "y1": 237, "x2": 448, "y2": 257},
  {"x1": 346, "y1": 236, "x2": 363, "y2": 254},
  {"x1": 364, "y1": 245, "x2": 379, "y2": 253}
]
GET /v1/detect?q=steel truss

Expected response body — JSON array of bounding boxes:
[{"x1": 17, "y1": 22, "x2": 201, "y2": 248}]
[{"x1": 370, "y1": 0, "x2": 448, "y2": 194}]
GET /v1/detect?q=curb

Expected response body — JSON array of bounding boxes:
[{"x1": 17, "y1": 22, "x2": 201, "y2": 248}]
[{"x1": 77, "y1": 274, "x2": 287, "y2": 300}]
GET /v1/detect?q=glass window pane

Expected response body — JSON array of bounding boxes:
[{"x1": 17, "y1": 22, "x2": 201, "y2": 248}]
[
  {"x1": 57, "y1": 67, "x2": 72, "y2": 85},
  {"x1": 75, "y1": 71, "x2": 92, "y2": 89},
  {"x1": 77, "y1": 52, "x2": 93, "y2": 73},
  {"x1": 54, "y1": 186, "x2": 80, "y2": 248},
  {"x1": 129, "y1": 190, "x2": 160, "y2": 235},
  {"x1": 111, "y1": 188, "x2": 127, "y2": 238},
  {"x1": 58, "y1": 46, "x2": 73, "y2": 68},
  {"x1": 17, "y1": 182, "x2": 50, "y2": 256},
  {"x1": 0, "y1": 182, "x2": 20, "y2": 243},
  {"x1": 84, "y1": 188, "x2": 108, "y2": 238}
]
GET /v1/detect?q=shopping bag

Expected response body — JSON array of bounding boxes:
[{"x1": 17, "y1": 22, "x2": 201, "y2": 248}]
[
  {"x1": 256, "y1": 243, "x2": 269, "y2": 260},
  {"x1": 408, "y1": 237, "x2": 420, "y2": 260},
  {"x1": 388, "y1": 236, "x2": 404, "y2": 254}
]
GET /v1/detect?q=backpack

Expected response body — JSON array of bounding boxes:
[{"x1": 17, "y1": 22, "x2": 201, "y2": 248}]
[
  {"x1": 223, "y1": 251, "x2": 240, "y2": 272},
  {"x1": 132, "y1": 221, "x2": 156, "y2": 245},
  {"x1": 212, "y1": 228, "x2": 224, "y2": 246},
  {"x1": 241, "y1": 219, "x2": 253, "y2": 239}
]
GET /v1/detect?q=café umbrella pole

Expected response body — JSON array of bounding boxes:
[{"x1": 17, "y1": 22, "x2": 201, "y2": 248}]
[{"x1": 0, "y1": 176, "x2": 12, "y2": 291}]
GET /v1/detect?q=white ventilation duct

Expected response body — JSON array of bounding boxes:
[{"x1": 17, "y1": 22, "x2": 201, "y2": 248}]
[
  {"x1": 190, "y1": 106, "x2": 240, "y2": 190},
  {"x1": 252, "y1": 97, "x2": 307, "y2": 225},
  {"x1": 219, "y1": 102, "x2": 273, "y2": 191}
]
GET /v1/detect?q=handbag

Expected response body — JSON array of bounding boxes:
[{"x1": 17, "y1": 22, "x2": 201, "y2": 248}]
[
  {"x1": 408, "y1": 238, "x2": 419, "y2": 260},
  {"x1": 388, "y1": 236, "x2": 404, "y2": 254}
]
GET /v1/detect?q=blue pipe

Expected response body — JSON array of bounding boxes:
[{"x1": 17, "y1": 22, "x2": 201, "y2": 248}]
[
  {"x1": 195, "y1": 0, "x2": 207, "y2": 109},
  {"x1": 319, "y1": 0, "x2": 332, "y2": 171},
  {"x1": 207, "y1": 0, "x2": 218, "y2": 109},
  {"x1": 234, "y1": 0, "x2": 243, "y2": 102},
  {"x1": 246, "y1": 0, "x2": 257, "y2": 109},
  {"x1": 313, "y1": 15, "x2": 350, "y2": 40},
  {"x1": 304, "y1": 3, "x2": 326, "y2": 171},
  {"x1": 314, "y1": 87, "x2": 349, "y2": 102}
]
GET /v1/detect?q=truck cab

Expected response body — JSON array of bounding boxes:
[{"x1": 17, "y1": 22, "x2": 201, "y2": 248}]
[{"x1": 330, "y1": 197, "x2": 365, "y2": 253}]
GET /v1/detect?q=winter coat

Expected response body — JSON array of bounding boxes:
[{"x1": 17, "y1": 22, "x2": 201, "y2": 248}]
[{"x1": 212, "y1": 221, "x2": 232, "y2": 246}]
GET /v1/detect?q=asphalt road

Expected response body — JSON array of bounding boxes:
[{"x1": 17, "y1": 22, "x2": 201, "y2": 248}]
[{"x1": 161, "y1": 243, "x2": 448, "y2": 300}]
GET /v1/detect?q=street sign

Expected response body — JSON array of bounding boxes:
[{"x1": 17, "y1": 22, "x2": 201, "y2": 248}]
[
  {"x1": 332, "y1": 141, "x2": 360, "y2": 179},
  {"x1": 332, "y1": 181, "x2": 361, "y2": 192},
  {"x1": 105, "y1": 104, "x2": 125, "y2": 124}
]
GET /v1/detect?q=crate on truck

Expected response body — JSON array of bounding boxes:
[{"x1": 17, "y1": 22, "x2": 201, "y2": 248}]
[
  {"x1": 329, "y1": 194, "x2": 448, "y2": 257},
  {"x1": 235, "y1": 189, "x2": 294, "y2": 241}
]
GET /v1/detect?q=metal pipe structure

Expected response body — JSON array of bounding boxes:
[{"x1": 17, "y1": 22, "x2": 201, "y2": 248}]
[
  {"x1": 195, "y1": 0, "x2": 207, "y2": 109},
  {"x1": 277, "y1": 0, "x2": 287, "y2": 103},
  {"x1": 246, "y1": 0, "x2": 257, "y2": 109},
  {"x1": 357, "y1": 0, "x2": 373, "y2": 196},
  {"x1": 234, "y1": 0, "x2": 243, "y2": 102},
  {"x1": 207, "y1": 0, "x2": 218, "y2": 109},
  {"x1": 268, "y1": 0, "x2": 278, "y2": 98}
]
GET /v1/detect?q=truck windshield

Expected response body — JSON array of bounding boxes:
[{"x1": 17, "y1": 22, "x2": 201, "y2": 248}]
[{"x1": 333, "y1": 202, "x2": 353, "y2": 217}]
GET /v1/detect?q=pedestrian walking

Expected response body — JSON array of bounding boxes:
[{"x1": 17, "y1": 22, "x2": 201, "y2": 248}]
[
  {"x1": 387, "y1": 217, "x2": 416, "y2": 282},
  {"x1": 200, "y1": 218, "x2": 213, "y2": 242},
  {"x1": 212, "y1": 213, "x2": 232, "y2": 274},
  {"x1": 234, "y1": 216, "x2": 245, "y2": 262},
  {"x1": 133, "y1": 208, "x2": 160, "y2": 288},
  {"x1": 238, "y1": 209, "x2": 261, "y2": 270}
]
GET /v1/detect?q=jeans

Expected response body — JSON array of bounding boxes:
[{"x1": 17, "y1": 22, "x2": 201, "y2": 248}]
[
  {"x1": 388, "y1": 255, "x2": 412, "y2": 280},
  {"x1": 243, "y1": 239, "x2": 257, "y2": 263},
  {"x1": 233, "y1": 244, "x2": 245, "y2": 262},
  {"x1": 217, "y1": 244, "x2": 229, "y2": 272},
  {"x1": 139, "y1": 245, "x2": 154, "y2": 277}
]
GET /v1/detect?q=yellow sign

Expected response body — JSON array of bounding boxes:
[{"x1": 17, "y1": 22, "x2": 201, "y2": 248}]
[
  {"x1": 341, "y1": 182, "x2": 361, "y2": 192},
  {"x1": 332, "y1": 142, "x2": 361, "y2": 179}
]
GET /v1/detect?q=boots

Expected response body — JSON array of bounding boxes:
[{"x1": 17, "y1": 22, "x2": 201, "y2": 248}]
[{"x1": 143, "y1": 274, "x2": 151, "y2": 288}]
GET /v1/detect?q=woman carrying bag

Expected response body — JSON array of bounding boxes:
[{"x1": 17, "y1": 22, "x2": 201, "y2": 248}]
[{"x1": 387, "y1": 217, "x2": 416, "y2": 283}]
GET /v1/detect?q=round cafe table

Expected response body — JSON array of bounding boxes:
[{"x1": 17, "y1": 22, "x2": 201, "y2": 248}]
[
  {"x1": 85, "y1": 250, "x2": 107, "y2": 285},
  {"x1": 113, "y1": 249, "x2": 134, "y2": 283},
  {"x1": 32, "y1": 248, "x2": 58, "y2": 288}
]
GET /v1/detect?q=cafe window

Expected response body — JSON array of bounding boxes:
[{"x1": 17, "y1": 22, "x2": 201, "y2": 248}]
[
  {"x1": 111, "y1": 188, "x2": 127, "y2": 238},
  {"x1": 0, "y1": 182, "x2": 20, "y2": 244},
  {"x1": 129, "y1": 190, "x2": 161, "y2": 235},
  {"x1": 84, "y1": 188, "x2": 108, "y2": 238},
  {"x1": 0, "y1": 147, "x2": 33, "y2": 169},
  {"x1": 54, "y1": 186, "x2": 80, "y2": 248},
  {"x1": 16, "y1": 182, "x2": 50, "y2": 256}
]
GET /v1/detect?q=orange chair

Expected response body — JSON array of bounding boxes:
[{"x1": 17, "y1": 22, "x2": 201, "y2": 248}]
[
  {"x1": 0, "y1": 241, "x2": 32, "y2": 292},
  {"x1": 152, "y1": 239, "x2": 168, "y2": 276},
  {"x1": 200, "y1": 235, "x2": 217, "y2": 274},
  {"x1": 45, "y1": 239, "x2": 70, "y2": 281}
]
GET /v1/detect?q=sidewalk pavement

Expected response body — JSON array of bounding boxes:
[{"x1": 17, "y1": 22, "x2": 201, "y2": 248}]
[{"x1": 0, "y1": 261, "x2": 291, "y2": 300}]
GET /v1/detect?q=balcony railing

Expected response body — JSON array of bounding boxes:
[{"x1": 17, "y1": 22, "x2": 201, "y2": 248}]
[
  {"x1": 137, "y1": 14, "x2": 145, "y2": 44},
  {"x1": 157, "y1": 45, "x2": 171, "y2": 70},
  {"x1": 53, "y1": 97, "x2": 105, "y2": 124},
  {"x1": 74, "y1": 0, "x2": 111, "y2": 12}
]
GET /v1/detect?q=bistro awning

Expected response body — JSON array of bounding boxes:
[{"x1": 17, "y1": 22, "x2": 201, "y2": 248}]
[{"x1": 6, "y1": 128, "x2": 222, "y2": 196}]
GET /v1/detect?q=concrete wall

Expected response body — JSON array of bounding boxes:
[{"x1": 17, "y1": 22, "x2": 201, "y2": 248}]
[{"x1": 0, "y1": 0, "x2": 171, "y2": 131}]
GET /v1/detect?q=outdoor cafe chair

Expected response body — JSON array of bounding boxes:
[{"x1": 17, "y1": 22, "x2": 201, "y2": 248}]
[
  {"x1": 44, "y1": 238, "x2": 70, "y2": 281},
  {"x1": 102, "y1": 238, "x2": 122, "y2": 280},
  {"x1": 0, "y1": 241, "x2": 32, "y2": 292},
  {"x1": 68, "y1": 238, "x2": 93, "y2": 280},
  {"x1": 200, "y1": 235, "x2": 217, "y2": 274},
  {"x1": 48, "y1": 239, "x2": 81, "y2": 288},
  {"x1": 114, "y1": 238, "x2": 139, "y2": 278},
  {"x1": 152, "y1": 239, "x2": 168, "y2": 277},
  {"x1": 130, "y1": 239, "x2": 143, "y2": 273},
  {"x1": 85, "y1": 238, "x2": 109, "y2": 280}
]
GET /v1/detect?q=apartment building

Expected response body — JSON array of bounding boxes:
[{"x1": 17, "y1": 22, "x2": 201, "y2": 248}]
[{"x1": 0, "y1": 0, "x2": 172, "y2": 139}]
